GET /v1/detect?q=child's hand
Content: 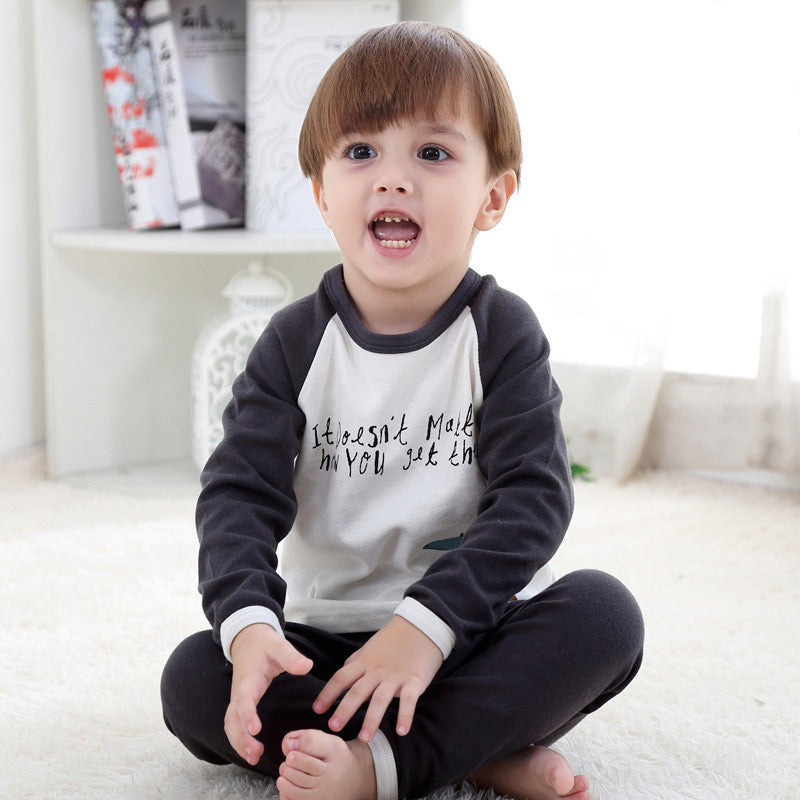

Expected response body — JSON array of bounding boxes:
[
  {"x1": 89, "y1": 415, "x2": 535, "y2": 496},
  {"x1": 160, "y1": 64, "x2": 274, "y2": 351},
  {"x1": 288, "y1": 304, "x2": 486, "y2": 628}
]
[
  {"x1": 225, "y1": 623, "x2": 313, "y2": 766},
  {"x1": 313, "y1": 615, "x2": 444, "y2": 742}
]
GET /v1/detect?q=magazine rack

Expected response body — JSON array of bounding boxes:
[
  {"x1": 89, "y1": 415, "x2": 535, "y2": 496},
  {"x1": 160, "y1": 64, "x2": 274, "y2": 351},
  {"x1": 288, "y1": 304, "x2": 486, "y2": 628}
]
[{"x1": 33, "y1": 0, "x2": 465, "y2": 477}]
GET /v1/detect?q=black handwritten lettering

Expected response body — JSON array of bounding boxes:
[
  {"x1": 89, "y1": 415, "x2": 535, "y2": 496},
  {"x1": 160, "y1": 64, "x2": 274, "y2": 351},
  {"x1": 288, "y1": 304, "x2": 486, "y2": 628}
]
[
  {"x1": 427, "y1": 414, "x2": 443, "y2": 441},
  {"x1": 462, "y1": 404, "x2": 474, "y2": 438},
  {"x1": 403, "y1": 447, "x2": 423, "y2": 470},
  {"x1": 392, "y1": 414, "x2": 409, "y2": 446},
  {"x1": 449, "y1": 439, "x2": 475, "y2": 467},
  {"x1": 345, "y1": 448, "x2": 385, "y2": 477},
  {"x1": 311, "y1": 405, "x2": 474, "y2": 476},
  {"x1": 427, "y1": 405, "x2": 473, "y2": 442},
  {"x1": 403, "y1": 442, "x2": 439, "y2": 469},
  {"x1": 463, "y1": 441, "x2": 475, "y2": 465},
  {"x1": 338, "y1": 422, "x2": 365, "y2": 448},
  {"x1": 312, "y1": 418, "x2": 334, "y2": 448},
  {"x1": 425, "y1": 441, "x2": 439, "y2": 467},
  {"x1": 319, "y1": 448, "x2": 339, "y2": 472},
  {"x1": 448, "y1": 441, "x2": 459, "y2": 467},
  {"x1": 368, "y1": 424, "x2": 390, "y2": 448}
]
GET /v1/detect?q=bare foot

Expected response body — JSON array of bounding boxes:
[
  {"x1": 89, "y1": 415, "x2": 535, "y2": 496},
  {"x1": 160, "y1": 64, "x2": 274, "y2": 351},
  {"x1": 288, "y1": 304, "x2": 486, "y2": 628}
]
[
  {"x1": 469, "y1": 745, "x2": 590, "y2": 800},
  {"x1": 275, "y1": 729, "x2": 377, "y2": 800}
]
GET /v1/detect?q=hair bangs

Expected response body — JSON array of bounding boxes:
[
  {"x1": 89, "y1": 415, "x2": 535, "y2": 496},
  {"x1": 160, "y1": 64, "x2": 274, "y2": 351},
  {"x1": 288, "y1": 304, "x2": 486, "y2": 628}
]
[{"x1": 298, "y1": 22, "x2": 521, "y2": 185}]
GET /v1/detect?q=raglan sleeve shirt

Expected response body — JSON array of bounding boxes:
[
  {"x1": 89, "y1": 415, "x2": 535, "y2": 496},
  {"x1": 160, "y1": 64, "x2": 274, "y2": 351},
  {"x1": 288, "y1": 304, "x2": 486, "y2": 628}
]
[{"x1": 196, "y1": 267, "x2": 574, "y2": 662}]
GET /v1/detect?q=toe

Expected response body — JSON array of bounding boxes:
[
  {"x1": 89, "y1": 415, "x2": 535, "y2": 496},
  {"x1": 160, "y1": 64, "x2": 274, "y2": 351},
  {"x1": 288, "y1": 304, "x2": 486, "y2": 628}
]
[
  {"x1": 282, "y1": 731, "x2": 301, "y2": 757},
  {"x1": 546, "y1": 757, "x2": 574, "y2": 795},
  {"x1": 275, "y1": 775, "x2": 302, "y2": 800},
  {"x1": 570, "y1": 774, "x2": 590, "y2": 794},
  {"x1": 279, "y1": 762, "x2": 316, "y2": 790},
  {"x1": 568, "y1": 791, "x2": 590, "y2": 800},
  {"x1": 293, "y1": 728, "x2": 345, "y2": 760},
  {"x1": 562, "y1": 773, "x2": 591, "y2": 799},
  {"x1": 285, "y1": 749, "x2": 325, "y2": 777},
  {"x1": 528, "y1": 747, "x2": 578, "y2": 797}
]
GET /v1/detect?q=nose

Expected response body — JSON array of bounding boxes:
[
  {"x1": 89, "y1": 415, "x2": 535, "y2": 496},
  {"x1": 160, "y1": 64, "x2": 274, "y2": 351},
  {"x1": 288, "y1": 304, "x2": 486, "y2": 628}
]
[
  {"x1": 377, "y1": 183, "x2": 408, "y2": 194},
  {"x1": 373, "y1": 157, "x2": 413, "y2": 195},
  {"x1": 374, "y1": 178, "x2": 411, "y2": 195}
]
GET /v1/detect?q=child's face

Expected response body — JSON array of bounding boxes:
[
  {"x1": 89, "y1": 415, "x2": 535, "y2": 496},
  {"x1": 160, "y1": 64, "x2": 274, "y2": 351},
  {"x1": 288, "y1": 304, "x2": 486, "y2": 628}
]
[{"x1": 312, "y1": 110, "x2": 516, "y2": 305}]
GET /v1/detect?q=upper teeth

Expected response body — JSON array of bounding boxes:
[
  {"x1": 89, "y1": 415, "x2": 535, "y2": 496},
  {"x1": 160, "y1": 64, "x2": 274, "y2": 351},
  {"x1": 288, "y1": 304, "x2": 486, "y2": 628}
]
[{"x1": 374, "y1": 215, "x2": 410, "y2": 223}]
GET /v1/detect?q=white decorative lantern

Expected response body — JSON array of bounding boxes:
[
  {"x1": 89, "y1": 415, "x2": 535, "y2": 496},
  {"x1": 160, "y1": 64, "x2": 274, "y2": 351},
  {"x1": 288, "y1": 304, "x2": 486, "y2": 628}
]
[{"x1": 191, "y1": 261, "x2": 293, "y2": 469}]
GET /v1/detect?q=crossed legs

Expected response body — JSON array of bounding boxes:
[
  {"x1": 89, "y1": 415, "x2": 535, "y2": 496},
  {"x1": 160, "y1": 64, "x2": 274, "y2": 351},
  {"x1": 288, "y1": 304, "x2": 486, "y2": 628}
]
[{"x1": 161, "y1": 569, "x2": 644, "y2": 800}]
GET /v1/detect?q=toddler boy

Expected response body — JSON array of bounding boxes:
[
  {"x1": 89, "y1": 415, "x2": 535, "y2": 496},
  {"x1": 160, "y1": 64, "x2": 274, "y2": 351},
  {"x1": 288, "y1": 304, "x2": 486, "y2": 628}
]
[{"x1": 161, "y1": 21, "x2": 644, "y2": 800}]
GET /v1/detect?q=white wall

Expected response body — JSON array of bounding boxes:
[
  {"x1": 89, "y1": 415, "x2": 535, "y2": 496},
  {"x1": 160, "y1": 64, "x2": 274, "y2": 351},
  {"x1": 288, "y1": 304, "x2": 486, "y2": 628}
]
[
  {"x1": 5, "y1": 0, "x2": 797, "y2": 473},
  {"x1": 467, "y1": 0, "x2": 800, "y2": 380},
  {"x1": 464, "y1": 1, "x2": 800, "y2": 478},
  {"x1": 0, "y1": 1, "x2": 45, "y2": 457}
]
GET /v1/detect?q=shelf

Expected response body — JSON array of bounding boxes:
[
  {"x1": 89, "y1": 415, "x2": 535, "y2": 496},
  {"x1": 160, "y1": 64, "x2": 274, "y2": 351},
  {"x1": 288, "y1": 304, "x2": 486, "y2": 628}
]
[
  {"x1": 37, "y1": 0, "x2": 463, "y2": 477},
  {"x1": 51, "y1": 227, "x2": 340, "y2": 256}
]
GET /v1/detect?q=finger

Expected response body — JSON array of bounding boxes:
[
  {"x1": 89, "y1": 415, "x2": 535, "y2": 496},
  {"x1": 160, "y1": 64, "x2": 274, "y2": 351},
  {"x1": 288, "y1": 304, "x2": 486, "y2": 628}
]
[
  {"x1": 239, "y1": 699, "x2": 263, "y2": 738},
  {"x1": 272, "y1": 639, "x2": 314, "y2": 676},
  {"x1": 328, "y1": 676, "x2": 377, "y2": 733},
  {"x1": 313, "y1": 663, "x2": 364, "y2": 714},
  {"x1": 358, "y1": 684, "x2": 398, "y2": 742},
  {"x1": 242, "y1": 737, "x2": 265, "y2": 766},
  {"x1": 224, "y1": 705, "x2": 264, "y2": 765},
  {"x1": 396, "y1": 685, "x2": 420, "y2": 736},
  {"x1": 230, "y1": 674, "x2": 267, "y2": 736}
]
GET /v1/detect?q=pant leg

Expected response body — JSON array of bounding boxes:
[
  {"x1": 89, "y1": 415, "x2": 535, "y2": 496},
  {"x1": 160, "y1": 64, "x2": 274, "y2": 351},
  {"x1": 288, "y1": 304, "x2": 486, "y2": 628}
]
[
  {"x1": 160, "y1": 624, "x2": 372, "y2": 776},
  {"x1": 382, "y1": 569, "x2": 645, "y2": 799}
]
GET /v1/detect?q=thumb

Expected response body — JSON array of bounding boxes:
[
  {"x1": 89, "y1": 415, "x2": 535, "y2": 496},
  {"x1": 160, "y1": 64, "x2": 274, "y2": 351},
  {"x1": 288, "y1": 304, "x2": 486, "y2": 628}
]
[{"x1": 274, "y1": 639, "x2": 313, "y2": 675}]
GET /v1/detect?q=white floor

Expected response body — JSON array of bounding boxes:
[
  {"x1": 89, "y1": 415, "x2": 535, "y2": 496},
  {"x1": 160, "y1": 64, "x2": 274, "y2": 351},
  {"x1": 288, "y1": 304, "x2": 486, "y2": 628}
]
[{"x1": 1, "y1": 449, "x2": 799, "y2": 800}]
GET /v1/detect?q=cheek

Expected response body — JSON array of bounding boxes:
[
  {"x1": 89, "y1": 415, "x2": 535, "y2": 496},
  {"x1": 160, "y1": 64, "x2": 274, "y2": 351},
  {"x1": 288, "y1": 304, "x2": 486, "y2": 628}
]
[
  {"x1": 441, "y1": 194, "x2": 487, "y2": 235},
  {"x1": 324, "y1": 191, "x2": 354, "y2": 226}
]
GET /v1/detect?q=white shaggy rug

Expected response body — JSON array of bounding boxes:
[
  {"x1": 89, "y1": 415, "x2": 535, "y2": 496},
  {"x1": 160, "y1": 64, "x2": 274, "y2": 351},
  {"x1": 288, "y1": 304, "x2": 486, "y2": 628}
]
[{"x1": 1, "y1": 449, "x2": 799, "y2": 800}]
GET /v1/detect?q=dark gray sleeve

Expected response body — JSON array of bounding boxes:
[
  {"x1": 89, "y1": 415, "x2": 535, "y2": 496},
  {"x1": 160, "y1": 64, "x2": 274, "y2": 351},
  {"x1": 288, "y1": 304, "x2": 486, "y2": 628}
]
[
  {"x1": 195, "y1": 288, "x2": 333, "y2": 646},
  {"x1": 403, "y1": 276, "x2": 574, "y2": 652}
]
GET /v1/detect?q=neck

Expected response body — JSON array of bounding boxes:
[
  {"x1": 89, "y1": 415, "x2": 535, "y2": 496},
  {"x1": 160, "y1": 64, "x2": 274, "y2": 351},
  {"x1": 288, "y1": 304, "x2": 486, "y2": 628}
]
[
  {"x1": 358, "y1": 293, "x2": 436, "y2": 335},
  {"x1": 344, "y1": 271, "x2": 466, "y2": 335}
]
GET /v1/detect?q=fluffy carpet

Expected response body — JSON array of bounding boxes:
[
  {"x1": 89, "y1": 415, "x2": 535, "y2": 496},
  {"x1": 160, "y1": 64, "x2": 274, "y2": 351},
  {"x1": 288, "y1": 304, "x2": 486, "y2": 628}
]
[{"x1": 1, "y1": 449, "x2": 798, "y2": 800}]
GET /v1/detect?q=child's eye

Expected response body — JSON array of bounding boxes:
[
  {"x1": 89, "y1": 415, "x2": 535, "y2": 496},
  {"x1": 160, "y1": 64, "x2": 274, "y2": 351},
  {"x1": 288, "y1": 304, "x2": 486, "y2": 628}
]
[
  {"x1": 418, "y1": 145, "x2": 451, "y2": 162},
  {"x1": 345, "y1": 144, "x2": 377, "y2": 161}
]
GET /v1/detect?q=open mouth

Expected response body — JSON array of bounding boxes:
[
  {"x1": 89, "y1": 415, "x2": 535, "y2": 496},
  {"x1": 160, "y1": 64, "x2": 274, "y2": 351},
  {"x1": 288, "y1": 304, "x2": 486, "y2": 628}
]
[{"x1": 370, "y1": 214, "x2": 421, "y2": 249}]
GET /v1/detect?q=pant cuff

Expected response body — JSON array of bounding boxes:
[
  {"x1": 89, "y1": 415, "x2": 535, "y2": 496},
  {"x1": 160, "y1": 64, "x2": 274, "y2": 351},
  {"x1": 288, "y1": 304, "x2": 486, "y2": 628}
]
[{"x1": 367, "y1": 729, "x2": 398, "y2": 800}]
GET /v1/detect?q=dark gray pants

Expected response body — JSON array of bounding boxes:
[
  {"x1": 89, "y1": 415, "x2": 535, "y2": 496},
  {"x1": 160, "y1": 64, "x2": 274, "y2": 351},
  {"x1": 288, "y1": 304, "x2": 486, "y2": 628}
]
[{"x1": 161, "y1": 569, "x2": 644, "y2": 799}]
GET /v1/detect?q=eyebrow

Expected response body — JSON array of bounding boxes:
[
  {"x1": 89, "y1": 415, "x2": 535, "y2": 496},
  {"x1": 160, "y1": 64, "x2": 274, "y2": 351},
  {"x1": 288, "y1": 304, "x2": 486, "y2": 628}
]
[{"x1": 420, "y1": 123, "x2": 469, "y2": 144}]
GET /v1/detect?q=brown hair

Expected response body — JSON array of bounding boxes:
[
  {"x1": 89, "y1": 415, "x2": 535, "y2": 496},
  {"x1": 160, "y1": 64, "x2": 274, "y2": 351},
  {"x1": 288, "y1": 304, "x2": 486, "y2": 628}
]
[{"x1": 298, "y1": 21, "x2": 522, "y2": 186}]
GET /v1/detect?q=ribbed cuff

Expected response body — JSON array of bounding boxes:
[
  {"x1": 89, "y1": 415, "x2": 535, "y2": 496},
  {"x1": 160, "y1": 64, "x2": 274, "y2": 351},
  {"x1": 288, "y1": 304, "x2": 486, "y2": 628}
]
[
  {"x1": 393, "y1": 597, "x2": 456, "y2": 659},
  {"x1": 219, "y1": 605, "x2": 283, "y2": 662},
  {"x1": 367, "y1": 729, "x2": 398, "y2": 800}
]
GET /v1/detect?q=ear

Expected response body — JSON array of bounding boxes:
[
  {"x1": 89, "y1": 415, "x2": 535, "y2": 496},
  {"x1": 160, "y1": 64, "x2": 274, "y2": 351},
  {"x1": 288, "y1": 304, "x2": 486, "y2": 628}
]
[
  {"x1": 312, "y1": 179, "x2": 332, "y2": 228},
  {"x1": 474, "y1": 169, "x2": 517, "y2": 232}
]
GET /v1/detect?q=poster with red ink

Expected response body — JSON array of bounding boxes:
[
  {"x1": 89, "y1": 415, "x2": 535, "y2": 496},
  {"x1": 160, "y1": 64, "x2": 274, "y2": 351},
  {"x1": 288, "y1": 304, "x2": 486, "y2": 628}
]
[
  {"x1": 144, "y1": 0, "x2": 246, "y2": 230},
  {"x1": 90, "y1": 0, "x2": 179, "y2": 229}
]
